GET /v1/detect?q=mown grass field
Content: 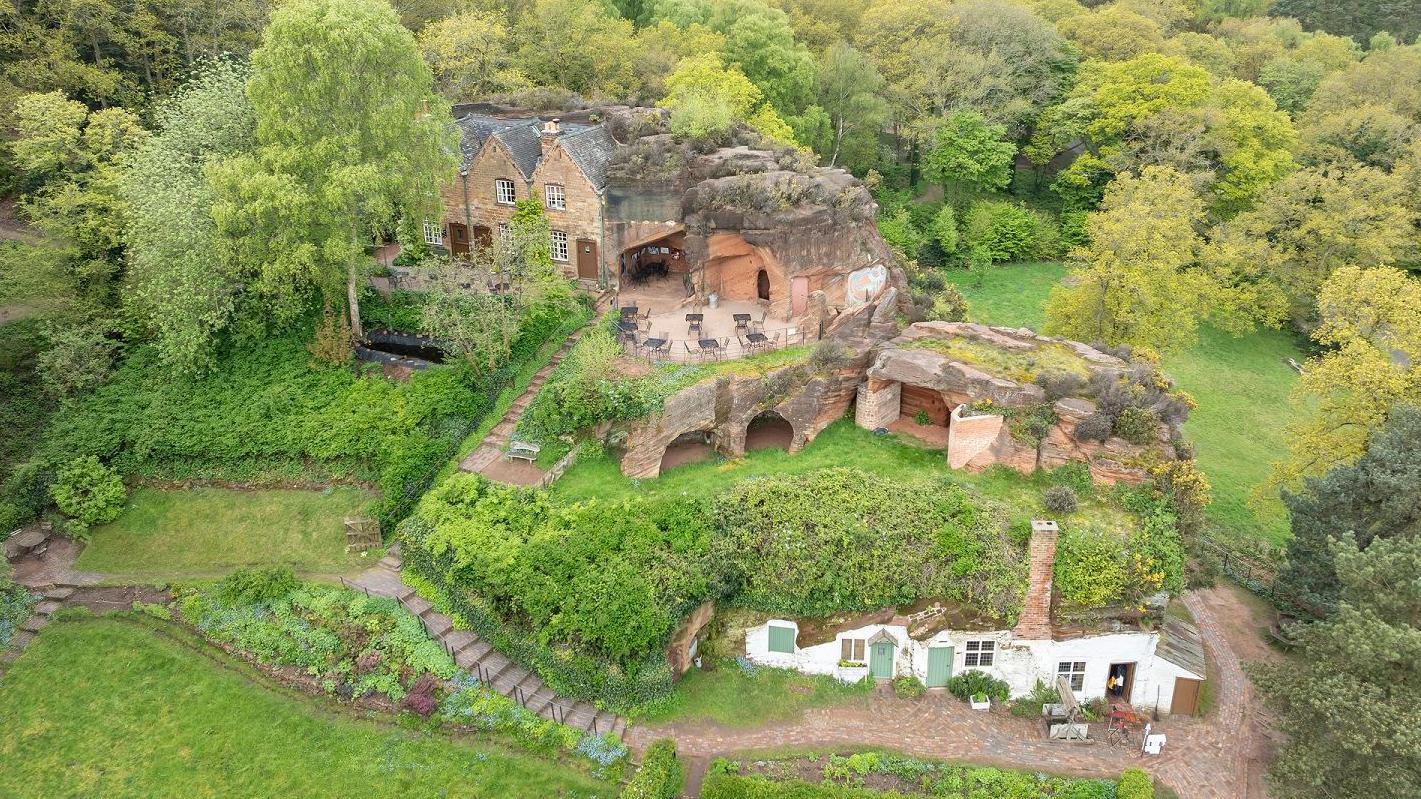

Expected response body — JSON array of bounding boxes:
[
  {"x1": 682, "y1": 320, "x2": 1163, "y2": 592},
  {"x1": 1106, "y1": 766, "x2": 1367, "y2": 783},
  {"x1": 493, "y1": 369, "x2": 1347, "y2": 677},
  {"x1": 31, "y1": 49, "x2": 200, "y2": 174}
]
[
  {"x1": 76, "y1": 486, "x2": 377, "y2": 579},
  {"x1": 942, "y1": 262, "x2": 1306, "y2": 545},
  {"x1": 0, "y1": 616, "x2": 615, "y2": 799},
  {"x1": 638, "y1": 660, "x2": 873, "y2": 727}
]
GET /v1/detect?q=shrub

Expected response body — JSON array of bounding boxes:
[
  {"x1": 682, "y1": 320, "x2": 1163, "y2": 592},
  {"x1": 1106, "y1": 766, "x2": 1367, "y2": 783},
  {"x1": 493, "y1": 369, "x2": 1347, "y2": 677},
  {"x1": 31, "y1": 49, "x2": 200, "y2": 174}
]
[
  {"x1": 1010, "y1": 679, "x2": 1061, "y2": 718},
  {"x1": 1117, "y1": 768, "x2": 1154, "y2": 799},
  {"x1": 1074, "y1": 412, "x2": 1114, "y2": 442},
  {"x1": 946, "y1": 669, "x2": 1009, "y2": 702},
  {"x1": 914, "y1": 409, "x2": 931, "y2": 426},
  {"x1": 48, "y1": 456, "x2": 126, "y2": 537},
  {"x1": 37, "y1": 322, "x2": 120, "y2": 399},
  {"x1": 623, "y1": 738, "x2": 683, "y2": 799},
  {"x1": 1035, "y1": 369, "x2": 1087, "y2": 401},
  {"x1": 399, "y1": 673, "x2": 440, "y2": 717},
  {"x1": 1050, "y1": 461, "x2": 1094, "y2": 497},
  {"x1": 930, "y1": 285, "x2": 969, "y2": 322},
  {"x1": 1044, "y1": 485, "x2": 1079, "y2": 515},
  {"x1": 1055, "y1": 528, "x2": 1127, "y2": 606},
  {"x1": 219, "y1": 566, "x2": 299, "y2": 605},
  {"x1": 961, "y1": 201, "x2": 1059, "y2": 263},
  {"x1": 1114, "y1": 407, "x2": 1159, "y2": 445},
  {"x1": 893, "y1": 675, "x2": 926, "y2": 699}
]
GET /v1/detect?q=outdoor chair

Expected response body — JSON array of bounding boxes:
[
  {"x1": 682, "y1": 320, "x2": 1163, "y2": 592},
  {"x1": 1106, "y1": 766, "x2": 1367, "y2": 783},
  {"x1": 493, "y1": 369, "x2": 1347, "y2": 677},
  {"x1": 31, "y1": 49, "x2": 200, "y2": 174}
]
[
  {"x1": 682, "y1": 341, "x2": 704, "y2": 362},
  {"x1": 751, "y1": 310, "x2": 768, "y2": 332}
]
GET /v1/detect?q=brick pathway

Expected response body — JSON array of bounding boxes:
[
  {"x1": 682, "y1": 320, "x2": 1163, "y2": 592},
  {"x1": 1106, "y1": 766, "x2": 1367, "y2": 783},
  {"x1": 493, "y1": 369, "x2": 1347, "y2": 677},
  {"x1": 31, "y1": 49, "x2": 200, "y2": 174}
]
[{"x1": 628, "y1": 590, "x2": 1259, "y2": 799}]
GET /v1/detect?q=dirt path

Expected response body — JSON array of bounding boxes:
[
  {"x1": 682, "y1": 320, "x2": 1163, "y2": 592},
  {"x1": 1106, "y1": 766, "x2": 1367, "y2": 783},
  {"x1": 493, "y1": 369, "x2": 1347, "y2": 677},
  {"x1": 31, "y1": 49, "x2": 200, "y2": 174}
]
[{"x1": 630, "y1": 587, "x2": 1269, "y2": 799}]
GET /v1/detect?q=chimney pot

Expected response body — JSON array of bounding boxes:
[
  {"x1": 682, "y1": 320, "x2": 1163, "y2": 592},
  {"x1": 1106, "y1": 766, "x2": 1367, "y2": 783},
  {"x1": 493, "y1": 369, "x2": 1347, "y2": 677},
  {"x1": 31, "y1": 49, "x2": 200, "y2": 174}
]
[
  {"x1": 542, "y1": 118, "x2": 561, "y2": 137},
  {"x1": 1031, "y1": 519, "x2": 1059, "y2": 535}
]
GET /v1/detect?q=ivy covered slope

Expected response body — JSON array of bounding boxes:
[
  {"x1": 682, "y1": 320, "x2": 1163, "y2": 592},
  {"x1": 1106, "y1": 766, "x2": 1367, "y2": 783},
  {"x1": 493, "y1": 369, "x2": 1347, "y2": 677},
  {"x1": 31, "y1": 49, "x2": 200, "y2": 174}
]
[
  {"x1": 38, "y1": 304, "x2": 570, "y2": 529},
  {"x1": 400, "y1": 461, "x2": 1186, "y2": 713}
]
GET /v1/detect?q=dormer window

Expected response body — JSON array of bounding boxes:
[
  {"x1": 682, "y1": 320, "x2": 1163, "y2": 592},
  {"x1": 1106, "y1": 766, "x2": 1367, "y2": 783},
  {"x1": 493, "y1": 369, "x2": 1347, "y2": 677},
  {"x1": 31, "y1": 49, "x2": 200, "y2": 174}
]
[
  {"x1": 495, "y1": 179, "x2": 516, "y2": 205},
  {"x1": 544, "y1": 183, "x2": 566, "y2": 211}
]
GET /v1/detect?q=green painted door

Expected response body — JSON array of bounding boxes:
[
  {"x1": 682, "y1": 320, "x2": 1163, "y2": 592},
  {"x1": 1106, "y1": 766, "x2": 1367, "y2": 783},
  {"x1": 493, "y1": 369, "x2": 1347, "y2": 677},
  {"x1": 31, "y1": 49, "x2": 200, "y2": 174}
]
[
  {"x1": 926, "y1": 646, "x2": 954, "y2": 687},
  {"x1": 869, "y1": 642, "x2": 894, "y2": 679}
]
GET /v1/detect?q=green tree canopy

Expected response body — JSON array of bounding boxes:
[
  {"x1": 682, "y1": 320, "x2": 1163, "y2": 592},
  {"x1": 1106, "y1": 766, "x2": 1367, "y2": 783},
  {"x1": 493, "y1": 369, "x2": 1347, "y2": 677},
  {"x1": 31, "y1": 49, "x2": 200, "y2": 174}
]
[
  {"x1": 210, "y1": 0, "x2": 459, "y2": 340},
  {"x1": 921, "y1": 109, "x2": 1017, "y2": 199}
]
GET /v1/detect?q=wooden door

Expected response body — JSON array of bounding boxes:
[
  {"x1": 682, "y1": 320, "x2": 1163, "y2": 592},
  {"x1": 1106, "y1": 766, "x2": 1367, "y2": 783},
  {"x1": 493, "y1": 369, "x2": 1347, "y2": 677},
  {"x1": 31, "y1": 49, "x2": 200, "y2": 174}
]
[
  {"x1": 576, "y1": 238, "x2": 599, "y2": 279},
  {"x1": 791, "y1": 276, "x2": 808, "y2": 315},
  {"x1": 1170, "y1": 678, "x2": 1201, "y2": 716},
  {"x1": 448, "y1": 223, "x2": 471, "y2": 256},
  {"x1": 926, "y1": 646, "x2": 954, "y2": 687},
  {"x1": 869, "y1": 642, "x2": 894, "y2": 679}
]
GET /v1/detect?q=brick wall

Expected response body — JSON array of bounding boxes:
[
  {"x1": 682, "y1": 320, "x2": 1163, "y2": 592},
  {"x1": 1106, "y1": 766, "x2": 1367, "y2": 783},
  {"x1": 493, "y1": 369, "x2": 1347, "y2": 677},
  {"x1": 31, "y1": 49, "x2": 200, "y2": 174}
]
[
  {"x1": 1014, "y1": 520, "x2": 1059, "y2": 640},
  {"x1": 854, "y1": 378, "x2": 900, "y2": 430},
  {"x1": 438, "y1": 135, "x2": 604, "y2": 279},
  {"x1": 947, "y1": 405, "x2": 1005, "y2": 469}
]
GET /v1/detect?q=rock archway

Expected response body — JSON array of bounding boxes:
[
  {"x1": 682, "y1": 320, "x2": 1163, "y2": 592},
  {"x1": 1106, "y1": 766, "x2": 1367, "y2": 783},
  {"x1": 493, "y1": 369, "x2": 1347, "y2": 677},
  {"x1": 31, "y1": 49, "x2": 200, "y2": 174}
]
[
  {"x1": 659, "y1": 429, "x2": 716, "y2": 472},
  {"x1": 745, "y1": 410, "x2": 794, "y2": 452}
]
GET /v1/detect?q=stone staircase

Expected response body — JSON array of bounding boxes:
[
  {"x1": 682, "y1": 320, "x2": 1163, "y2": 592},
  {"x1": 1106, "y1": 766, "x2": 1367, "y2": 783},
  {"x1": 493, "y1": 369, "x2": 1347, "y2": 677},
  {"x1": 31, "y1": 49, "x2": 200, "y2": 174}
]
[
  {"x1": 345, "y1": 548, "x2": 627, "y2": 740},
  {"x1": 0, "y1": 585, "x2": 72, "y2": 677},
  {"x1": 459, "y1": 291, "x2": 612, "y2": 476}
]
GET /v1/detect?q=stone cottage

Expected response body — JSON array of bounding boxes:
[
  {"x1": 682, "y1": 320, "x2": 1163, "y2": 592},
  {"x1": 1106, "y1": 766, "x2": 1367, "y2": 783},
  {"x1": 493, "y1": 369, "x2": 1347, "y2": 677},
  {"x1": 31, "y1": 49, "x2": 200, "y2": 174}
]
[{"x1": 741, "y1": 521, "x2": 1207, "y2": 716}]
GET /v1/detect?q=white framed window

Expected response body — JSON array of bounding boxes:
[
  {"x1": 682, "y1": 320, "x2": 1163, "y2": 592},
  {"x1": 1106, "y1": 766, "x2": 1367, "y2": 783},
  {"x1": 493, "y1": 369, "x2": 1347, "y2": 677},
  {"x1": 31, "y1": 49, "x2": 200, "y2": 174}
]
[
  {"x1": 422, "y1": 219, "x2": 444, "y2": 246},
  {"x1": 495, "y1": 178, "x2": 516, "y2": 205},
  {"x1": 964, "y1": 639, "x2": 995, "y2": 668},
  {"x1": 1057, "y1": 660, "x2": 1086, "y2": 692},
  {"x1": 544, "y1": 183, "x2": 566, "y2": 210},
  {"x1": 840, "y1": 638, "x2": 865, "y2": 662},
  {"x1": 550, "y1": 229, "x2": 569, "y2": 262}
]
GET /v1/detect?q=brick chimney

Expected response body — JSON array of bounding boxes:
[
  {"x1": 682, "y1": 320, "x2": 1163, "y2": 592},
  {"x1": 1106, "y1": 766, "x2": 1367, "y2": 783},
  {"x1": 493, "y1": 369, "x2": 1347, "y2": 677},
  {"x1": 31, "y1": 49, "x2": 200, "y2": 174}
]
[
  {"x1": 1013, "y1": 519, "x2": 1059, "y2": 640},
  {"x1": 540, "y1": 118, "x2": 561, "y2": 154}
]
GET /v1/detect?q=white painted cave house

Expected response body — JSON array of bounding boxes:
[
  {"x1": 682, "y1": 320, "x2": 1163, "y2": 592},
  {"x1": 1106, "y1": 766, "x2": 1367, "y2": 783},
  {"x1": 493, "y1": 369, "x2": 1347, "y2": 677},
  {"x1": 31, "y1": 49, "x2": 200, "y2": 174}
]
[{"x1": 742, "y1": 521, "x2": 1208, "y2": 716}]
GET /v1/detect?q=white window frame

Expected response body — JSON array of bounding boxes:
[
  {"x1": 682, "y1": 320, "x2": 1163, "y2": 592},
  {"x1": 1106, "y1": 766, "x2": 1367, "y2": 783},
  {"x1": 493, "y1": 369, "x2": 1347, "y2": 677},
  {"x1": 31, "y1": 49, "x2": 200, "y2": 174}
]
[
  {"x1": 544, "y1": 183, "x2": 566, "y2": 211},
  {"x1": 964, "y1": 639, "x2": 995, "y2": 668},
  {"x1": 422, "y1": 219, "x2": 444, "y2": 246},
  {"x1": 840, "y1": 638, "x2": 866, "y2": 663},
  {"x1": 550, "y1": 229, "x2": 569, "y2": 262},
  {"x1": 1057, "y1": 660, "x2": 1086, "y2": 692},
  {"x1": 495, "y1": 178, "x2": 516, "y2": 205},
  {"x1": 498, "y1": 222, "x2": 511, "y2": 241}
]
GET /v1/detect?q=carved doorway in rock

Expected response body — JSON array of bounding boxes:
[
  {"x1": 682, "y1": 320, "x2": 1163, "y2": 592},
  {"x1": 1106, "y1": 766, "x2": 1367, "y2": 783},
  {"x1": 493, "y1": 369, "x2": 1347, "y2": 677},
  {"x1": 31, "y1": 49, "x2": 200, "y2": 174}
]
[
  {"x1": 745, "y1": 410, "x2": 793, "y2": 452},
  {"x1": 756, "y1": 269, "x2": 771, "y2": 301},
  {"x1": 659, "y1": 429, "x2": 715, "y2": 472}
]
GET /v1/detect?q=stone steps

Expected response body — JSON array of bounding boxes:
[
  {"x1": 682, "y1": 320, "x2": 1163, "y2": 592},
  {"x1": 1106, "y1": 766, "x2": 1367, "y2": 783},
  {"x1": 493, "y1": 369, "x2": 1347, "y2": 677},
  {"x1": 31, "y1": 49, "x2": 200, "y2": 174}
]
[
  {"x1": 344, "y1": 548, "x2": 626, "y2": 740},
  {"x1": 2, "y1": 583, "x2": 70, "y2": 677}
]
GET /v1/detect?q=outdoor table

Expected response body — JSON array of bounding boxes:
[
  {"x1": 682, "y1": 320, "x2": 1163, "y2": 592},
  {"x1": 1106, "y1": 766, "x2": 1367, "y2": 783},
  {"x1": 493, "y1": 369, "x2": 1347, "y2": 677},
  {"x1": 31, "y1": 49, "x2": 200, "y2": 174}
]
[
  {"x1": 698, "y1": 338, "x2": 720, "y2": 356},
  {"x1": 745, "y1": 332, "x2": 769, "y2": 350},
  {"x1": 618, "y1": 320, "x2": 639, "y2": 333},
  {"x1": 684, "y1": 313, "x2": 703, "y2": 321},
  {"x1": 732, "y1": 313, "x2": 751, "y2": 331},
  {"x1": 644, "y1": 337, "x2": 667, "y2": 356},
  {"x1": 620, "y1": 306, "x2": 638, "y2": 318}
]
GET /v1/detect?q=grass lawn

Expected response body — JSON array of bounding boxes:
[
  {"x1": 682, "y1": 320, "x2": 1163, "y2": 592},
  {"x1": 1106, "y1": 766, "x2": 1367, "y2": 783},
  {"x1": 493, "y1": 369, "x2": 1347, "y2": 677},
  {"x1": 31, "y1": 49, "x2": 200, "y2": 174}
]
[
  {"x1": 76, "y1": 487, "x2": 377, "y2": 579},
  {"x1": 638, "y1": 661, "x2": 873, "y2": 728},
  {"x1": 0, "y1": 616, "x2": 614, "y2": 799},
  {"x1": 553, "y1": 420, "x2": 1133, "y2": 533},
  {"x1": 943, "y1": 262, "x2": 1306, "y2": 545}
]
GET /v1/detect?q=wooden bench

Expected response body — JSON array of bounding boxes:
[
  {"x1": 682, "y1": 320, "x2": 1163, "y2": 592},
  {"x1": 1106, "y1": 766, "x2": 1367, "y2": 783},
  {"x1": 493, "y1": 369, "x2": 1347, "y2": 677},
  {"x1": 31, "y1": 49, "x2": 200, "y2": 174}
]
[{"x1": 505, "y1": 442, "x2": 540, "y2": 464}]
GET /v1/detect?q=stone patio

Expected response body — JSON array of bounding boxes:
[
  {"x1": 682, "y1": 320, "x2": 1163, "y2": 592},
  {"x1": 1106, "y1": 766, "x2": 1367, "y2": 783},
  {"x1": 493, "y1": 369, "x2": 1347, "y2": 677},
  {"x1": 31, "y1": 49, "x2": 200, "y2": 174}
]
[{"x1": 616, "y1": 276, "x2": 808, "y2": 362}]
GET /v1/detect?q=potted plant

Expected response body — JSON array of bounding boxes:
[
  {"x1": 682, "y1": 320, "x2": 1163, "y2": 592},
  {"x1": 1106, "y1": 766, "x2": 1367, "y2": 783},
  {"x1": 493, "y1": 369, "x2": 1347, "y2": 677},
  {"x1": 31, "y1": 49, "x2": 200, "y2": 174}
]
[
  {"x1": 970, "y1": 692, "x2": 991, "y2": 711},
  {"x1": 836, "y1": 659, "x2": 869, "y2": 684}
]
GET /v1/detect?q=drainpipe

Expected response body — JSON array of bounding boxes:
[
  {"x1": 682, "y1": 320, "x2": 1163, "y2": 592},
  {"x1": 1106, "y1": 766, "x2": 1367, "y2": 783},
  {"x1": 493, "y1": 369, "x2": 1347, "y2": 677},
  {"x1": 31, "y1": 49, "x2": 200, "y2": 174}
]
[
  {"x1": 598, "y1": 192, "x2": 608, "y2": 290},
  {"x1": 460, "y1": 168, "x2": 472, "y2": 237}
]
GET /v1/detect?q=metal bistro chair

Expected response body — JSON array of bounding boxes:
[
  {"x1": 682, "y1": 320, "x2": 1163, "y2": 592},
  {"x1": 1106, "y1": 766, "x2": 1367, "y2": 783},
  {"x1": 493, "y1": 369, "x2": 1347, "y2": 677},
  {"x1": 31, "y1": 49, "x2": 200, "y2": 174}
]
[
  {"x1": 637, "y1": 307, "x2": 652, "y2": 330},
  {"x1": 682, "y1": 341, "x2": 704, "y2": 363},
  {"x1": 751, "y1": 310, "x2": 768, "y2": 333}
]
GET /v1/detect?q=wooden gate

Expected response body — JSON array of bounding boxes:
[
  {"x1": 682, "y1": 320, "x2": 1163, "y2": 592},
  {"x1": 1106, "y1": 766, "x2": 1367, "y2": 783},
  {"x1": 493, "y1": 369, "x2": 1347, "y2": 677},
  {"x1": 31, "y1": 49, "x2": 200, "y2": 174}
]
[{"x1": 1170, "y1": 677, "x2": 1202, "y2": 716}]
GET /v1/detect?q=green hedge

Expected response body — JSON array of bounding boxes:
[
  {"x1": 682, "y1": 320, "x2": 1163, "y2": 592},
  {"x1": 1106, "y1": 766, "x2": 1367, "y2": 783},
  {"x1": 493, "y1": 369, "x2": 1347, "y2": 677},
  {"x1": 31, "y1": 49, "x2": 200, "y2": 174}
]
[
  {"x1": 1117, "y1": 769, "x2": 1153, "y2": 799},
  {"x1": 401, "y1": 514, "x2": 679, "y2": 714},
  {"x1": 41, "y1": 298, "x2": 588, "y2": 533},
  {"x1": 622, "y1": 739, "x2": 683, "y2": 799}
]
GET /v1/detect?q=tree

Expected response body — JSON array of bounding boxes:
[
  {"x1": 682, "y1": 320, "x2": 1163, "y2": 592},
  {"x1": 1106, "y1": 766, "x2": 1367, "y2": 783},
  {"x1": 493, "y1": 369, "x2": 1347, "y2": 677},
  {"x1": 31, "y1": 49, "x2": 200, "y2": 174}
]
[
  {"x1": 418, "y1": 10, "x2": 525, "y2": 100},
  {"x1": 813, "y1": 42, "x2": 886, "y2": 170},
  {"x1": 1044, "y1": 166, "x2": 1279, "y2": 352},
  {"x1": 660, "y1": 52, "x2": 794, "y2": 144},
  {"x1": 921, "y1": 110, "x2": 1016, "y2": 201},
  {"x1": 1278, "y1": 406, "x2": 1421, "y2": 612},
  {"x1": 1219, "y1": 166, "x2": 1414, "y2": 328},
  {"x1": 210, "y1": 0, "x2": 459, "y2": 341},
  {"x1": 122, "y1": 58, "x2": 255, "y2": 373},
  {"x1": 420, "y1": 199, "x2": 575, "y2": 372},
  {"x1": 1300, "y1": 105, "x2": 1418, "y2": 171},
  {"x1": 1251, "y1": 532, "x2": 1421, "y2": 799},
  {"x1": 514, "y1": 0, "x2": 639, "y2": 99},
  {"x1": 1270, "y1": 0, "x2": 1421, "y2": 47},
  {"x1": 1272, "y1": 266, "x2": 1421, "y2": 490},
  {"x1": 1057, "y1": 6, "x2": 1166, "y2": 62},
  {"x1": 36, "y1": 321, "x2": 121, "y2": 398}
]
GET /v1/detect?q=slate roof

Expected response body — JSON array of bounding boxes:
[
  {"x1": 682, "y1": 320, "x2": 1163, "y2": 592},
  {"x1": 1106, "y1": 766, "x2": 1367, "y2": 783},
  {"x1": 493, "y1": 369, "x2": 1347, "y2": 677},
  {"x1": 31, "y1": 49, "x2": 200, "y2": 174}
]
[
  {"x1": 454, "y1": 113, "x2": 617, "y2": 190},
  {"x1": 1156, "y1": 616, "x2": 1207, "y2": 679}
]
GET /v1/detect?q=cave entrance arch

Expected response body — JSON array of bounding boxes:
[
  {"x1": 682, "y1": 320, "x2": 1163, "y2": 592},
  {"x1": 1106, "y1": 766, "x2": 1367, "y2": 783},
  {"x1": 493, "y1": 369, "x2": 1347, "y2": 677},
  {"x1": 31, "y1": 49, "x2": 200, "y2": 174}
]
[
  {"x1": 756, "y1": 269, "x2": 771, "y2": 301},
  {"x1": 660, "y1": 429, "x2": 715, "y2": 472},
  {"x1": 745, "y1": 410, "x2": 794, "y2": 452}
]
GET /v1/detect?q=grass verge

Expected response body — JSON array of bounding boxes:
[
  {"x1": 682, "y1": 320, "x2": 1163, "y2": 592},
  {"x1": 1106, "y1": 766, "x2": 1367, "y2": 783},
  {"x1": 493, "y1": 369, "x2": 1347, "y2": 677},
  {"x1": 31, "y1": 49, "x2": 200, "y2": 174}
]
[
  {"x1": 76, "y1": 486, "x2": 376, "y2": 579},
  {"x1": 638, "y1": 661, "x2": 873, "y2": 728},
  {"x1": 0, "y1": 615, "x2": 615, "y2": 798}
]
